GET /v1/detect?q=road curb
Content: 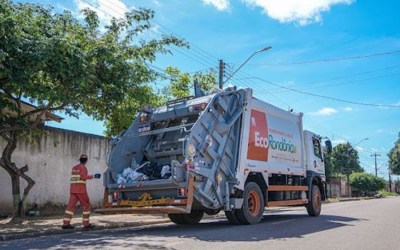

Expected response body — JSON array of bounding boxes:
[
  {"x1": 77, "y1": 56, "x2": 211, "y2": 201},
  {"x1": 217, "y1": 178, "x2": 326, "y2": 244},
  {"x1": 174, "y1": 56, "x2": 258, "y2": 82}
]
[{"x1": 0, "y1": 219, "x2": 170, "y2": 242}]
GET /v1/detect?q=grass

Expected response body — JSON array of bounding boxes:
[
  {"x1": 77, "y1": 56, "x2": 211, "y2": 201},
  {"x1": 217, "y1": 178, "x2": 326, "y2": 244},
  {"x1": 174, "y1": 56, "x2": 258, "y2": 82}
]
[{"x1": 378, "y1": 190, "x2": 399, "y2": 197}]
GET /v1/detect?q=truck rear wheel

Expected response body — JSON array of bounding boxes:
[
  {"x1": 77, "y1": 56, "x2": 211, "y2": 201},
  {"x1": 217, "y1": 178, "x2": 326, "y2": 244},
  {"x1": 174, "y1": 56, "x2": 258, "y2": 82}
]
[
  {"x1": 236, "y1": 182, "x2": 265, "y2": 224},
  {"x1": 168, "y1": 210, "x2": 204, "y2": 225},
  {"x1": 306, "y1": 185, "x2": 321, "y2": 217}
]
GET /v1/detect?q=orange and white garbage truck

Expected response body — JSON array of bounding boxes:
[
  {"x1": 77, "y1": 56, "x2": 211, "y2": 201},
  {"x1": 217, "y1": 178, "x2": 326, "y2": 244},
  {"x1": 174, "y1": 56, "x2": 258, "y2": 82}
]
[{"x1": 96, "y1": 86, "x2": 332, "y2": 225}]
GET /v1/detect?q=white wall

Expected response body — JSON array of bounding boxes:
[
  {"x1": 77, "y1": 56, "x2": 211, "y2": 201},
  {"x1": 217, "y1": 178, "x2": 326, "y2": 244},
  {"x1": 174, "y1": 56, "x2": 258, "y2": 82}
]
[{"x1": 0, "y1": 127, "x2": 111, "y2": 214}]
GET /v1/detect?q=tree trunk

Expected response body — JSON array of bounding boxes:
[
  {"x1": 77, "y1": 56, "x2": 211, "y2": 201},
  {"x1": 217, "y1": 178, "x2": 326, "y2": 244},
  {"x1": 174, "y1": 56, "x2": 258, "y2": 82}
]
[
  {"x1": 10, "y1": 174, "x2": 21, "y2": 218},
  {"x1": 0, "y1": 131, "x2": 35, "y2": 219}
]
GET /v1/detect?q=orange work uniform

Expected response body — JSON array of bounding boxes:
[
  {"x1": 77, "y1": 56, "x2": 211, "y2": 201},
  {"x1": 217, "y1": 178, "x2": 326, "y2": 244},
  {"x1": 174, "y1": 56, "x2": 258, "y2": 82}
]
[{"x1": 63, "y1": 164, "x2": 93, "y2": 227}]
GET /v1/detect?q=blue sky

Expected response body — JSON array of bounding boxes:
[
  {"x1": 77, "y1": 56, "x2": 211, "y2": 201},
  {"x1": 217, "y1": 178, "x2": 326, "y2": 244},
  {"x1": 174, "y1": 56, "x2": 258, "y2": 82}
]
[{"x1": 26, "y1": 0, "x2": 399, "y2": 179}]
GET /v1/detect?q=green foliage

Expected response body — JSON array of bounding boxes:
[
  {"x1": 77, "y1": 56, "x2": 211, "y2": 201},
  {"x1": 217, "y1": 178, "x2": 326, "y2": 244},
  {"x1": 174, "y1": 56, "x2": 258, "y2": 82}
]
[
  {"x1": 324, "y1": 153, "x2": 335, "y2": 181},
  {"x1": 0, "y1": 0, "x2": 186, "y2": 137},
  {"x1": 349, "y1": 172, "x2": 386, "y2": 193},
  {"x1": 0, "y1": 0, "x2": 186, "y2": 217},
  {"x1": 324, "y1": 143, "x2": 364, "y2": 180},
  {"x1": 161, "y1": 67, "x2": 217, "y2": 100},
  {"x1": 162, "y1": 66, "x2": 191, "y2": 99},
  {"x1": 388, "y1": 133, "x2": 400, "y2": 175},
  {"x1": 105, "y1": 66, "x2": 217, "y2": 136},
  {"x1": 378, "y1": 189, "x2": 398, "y2": 197}
]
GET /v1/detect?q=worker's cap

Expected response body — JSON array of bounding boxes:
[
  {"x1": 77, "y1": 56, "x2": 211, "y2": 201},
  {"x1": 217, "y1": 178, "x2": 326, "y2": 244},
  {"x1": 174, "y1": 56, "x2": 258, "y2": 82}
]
[{"x1": 79, "y1": 153, "x2": 88, "y2": 159}]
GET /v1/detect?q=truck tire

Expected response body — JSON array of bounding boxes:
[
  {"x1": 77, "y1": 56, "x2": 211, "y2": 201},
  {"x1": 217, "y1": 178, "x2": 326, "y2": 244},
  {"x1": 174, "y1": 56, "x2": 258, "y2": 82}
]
[
  {"x1": 204, "y1": 208, "x2": 221, "y2": 216},
  {"x1": 225, "y1": 210, "x2": 240, "y2": 225},
  {"x1": 168, "y1": 210, "x2": 204, "y2": 225},
  {"x1": 306, "y1": 185, "x2": 321, "y2": 217},
  {"x1": 236, "y1": 182, "x2": 265, "y2": 225}
]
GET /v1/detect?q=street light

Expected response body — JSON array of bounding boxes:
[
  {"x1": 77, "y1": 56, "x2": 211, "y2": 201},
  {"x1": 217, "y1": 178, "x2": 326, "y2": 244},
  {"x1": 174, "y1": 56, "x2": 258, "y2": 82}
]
[
  {"x1": 223, "y1": 46, "x2": 272, "y2": 86},
  {"x1": 353, "y1": 138, "x2": 369, "y2": 149},
  {"x1": 347, "y1": 137, "x2": 369, "y2": 158}
]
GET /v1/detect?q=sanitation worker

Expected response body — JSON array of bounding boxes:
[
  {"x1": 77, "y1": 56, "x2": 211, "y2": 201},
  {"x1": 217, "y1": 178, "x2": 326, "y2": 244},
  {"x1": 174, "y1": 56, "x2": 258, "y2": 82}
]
[{"x1": 62, "y1": 153, "x2": 101, "y2": 230}]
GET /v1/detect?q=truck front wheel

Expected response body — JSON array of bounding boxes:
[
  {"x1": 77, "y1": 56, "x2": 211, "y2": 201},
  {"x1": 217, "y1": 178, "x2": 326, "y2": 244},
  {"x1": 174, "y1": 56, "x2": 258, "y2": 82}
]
[
  {"x1": 306, "y1": 185, "x2": 322, "y2": 216},
  {"x1": 168, "y1": 210, "x2": 204, "y2": 225},
  {"x1": 236, "y1": 182, "x2": 265, "y2": 224}
]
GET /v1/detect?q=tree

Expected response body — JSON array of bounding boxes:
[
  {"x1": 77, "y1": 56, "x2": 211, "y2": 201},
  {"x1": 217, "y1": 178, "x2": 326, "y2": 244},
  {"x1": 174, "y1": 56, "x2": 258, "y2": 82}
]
[
  {"x1": 324, "y1": 152, "x2": 336, "y2": 181},
  {"x1": 349, "y1": 172, "x2": 386, "y2": 195},
  {"x1": 104, "y1": 66, "x2": 217, "y2": 136},
  {"x1": 0, "y1": 0, "x2": 185, "y2": 218},
  {"x1": 325, "y1": 143, "x2": 364, "y2": 178},
  {"x1": 162, "y1": 66, "x2": 217, "y2": 100},
  {"x1": 388, "y1": 133, "x2": 400, "y2": 175}
]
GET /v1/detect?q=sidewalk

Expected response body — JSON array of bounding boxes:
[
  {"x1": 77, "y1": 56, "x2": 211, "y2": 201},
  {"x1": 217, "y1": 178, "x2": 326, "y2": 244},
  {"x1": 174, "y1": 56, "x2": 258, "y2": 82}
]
[{"x1": 0, "y1": 213, "x2": 170, "y2": 241}]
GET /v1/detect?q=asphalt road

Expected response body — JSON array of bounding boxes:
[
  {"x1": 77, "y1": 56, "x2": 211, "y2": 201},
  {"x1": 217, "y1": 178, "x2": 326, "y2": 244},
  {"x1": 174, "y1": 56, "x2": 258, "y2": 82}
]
[{"x1": 1, "y1": 197, "x2": 399, "y2": 250}]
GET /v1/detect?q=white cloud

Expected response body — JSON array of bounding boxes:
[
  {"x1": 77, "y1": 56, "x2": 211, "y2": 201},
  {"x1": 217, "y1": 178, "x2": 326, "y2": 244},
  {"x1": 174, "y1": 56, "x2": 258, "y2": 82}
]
[
  {"x1": 332, "y1": 139, "x2": 347, "y2": 145},
  {"x1": 74, "y1": 0, "x2": 128, "y2": 24},
  {"x1": 343, "y1": 107, "x2": 353, "y2": 112},
  {"x1": 355, "y1": 146, "x2": 364, "y2": 152},
  {"x1": 243, "y1": 0, "x2": 354, "y2": 26},
  {"x1": 309, "y1": 107, "x2": 338, "y2": 116},
  {"x1": 376, "y1": 129, "x2": 383, "y2": 133},
  {"x1": 203, "y1": 0, "x2": 230, "y2": 11}
]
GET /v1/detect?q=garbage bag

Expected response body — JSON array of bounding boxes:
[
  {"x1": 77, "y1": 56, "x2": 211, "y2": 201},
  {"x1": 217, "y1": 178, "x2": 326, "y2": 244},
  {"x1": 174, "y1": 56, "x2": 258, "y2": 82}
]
[{"x1": 161, "y1": 165, "x2": 171, "y2": 179}]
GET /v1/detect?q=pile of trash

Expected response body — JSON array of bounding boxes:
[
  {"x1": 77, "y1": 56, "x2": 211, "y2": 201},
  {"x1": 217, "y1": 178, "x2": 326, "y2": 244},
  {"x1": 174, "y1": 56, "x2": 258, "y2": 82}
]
[{"x1": 116, "y1": 162, "x2": 171, "y2": 185}]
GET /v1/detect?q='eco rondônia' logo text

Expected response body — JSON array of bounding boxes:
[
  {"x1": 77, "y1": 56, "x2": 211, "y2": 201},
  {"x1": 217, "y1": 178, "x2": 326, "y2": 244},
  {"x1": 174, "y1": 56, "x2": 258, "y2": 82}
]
[{"x1": 247, "y1": 110, "x2": 268, "y2": 161}]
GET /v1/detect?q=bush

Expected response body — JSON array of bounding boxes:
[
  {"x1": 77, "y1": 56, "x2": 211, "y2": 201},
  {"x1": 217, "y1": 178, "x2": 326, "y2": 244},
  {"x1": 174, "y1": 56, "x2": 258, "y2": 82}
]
[
  {"x1": 378, "y1": 190, "x2": 399, "y2": 197},
  {"x1": 349, "y1": 172, "x2": 386, "y2": 194}
]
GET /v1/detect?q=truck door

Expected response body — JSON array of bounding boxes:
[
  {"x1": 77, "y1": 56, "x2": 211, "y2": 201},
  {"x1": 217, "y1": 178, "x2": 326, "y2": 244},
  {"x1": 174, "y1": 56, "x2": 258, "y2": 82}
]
[
  {"x1": 311, "y1": 136, "x2": 325, "y2": 175},
  {"x1": 304, "y1": 131, "x2": 325, "y2": 176}
]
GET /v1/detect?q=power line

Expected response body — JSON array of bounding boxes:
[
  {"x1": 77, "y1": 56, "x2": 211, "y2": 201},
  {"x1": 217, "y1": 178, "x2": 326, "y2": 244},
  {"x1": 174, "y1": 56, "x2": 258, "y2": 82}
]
[
  {"x1": 96, "y1": 0, "x2": 219, "y2": 66},
  {"x1": 239, "y1": 75, "x2": 400, "y2": 108},
  {"x1": 81, "y1": 0, "x2": 219, "y2": 72},
  {"x1": 299, "y1": 64, "x2": 400, "y2": 86},
  {"x1": 269, "y1": 71, "x2": 400, "y2": 94},
  {"x1": 144, "y1": 29, "x2": 215, "y2": 69},
  {"x1": 78, "y1": 1, "x2": 397, "y2": 155},
  {"x1": 250, "y1": 50, "x2": 400, "y2": 66},
  {"x1": 232, "y1": 71, "x2": 291, "y2": 109},
  {"x1": 231, "y1": 72, "x2": 349, "y2": 143},
  {"x1": 228, "y1": 70, "x2": 356, "y2": 141},
  {"x1": 231, "y1": 71, "x2": 396, "y2": 155},
  {"x1": 152, "y1": 21, "x2": 219, "y2": 62}
]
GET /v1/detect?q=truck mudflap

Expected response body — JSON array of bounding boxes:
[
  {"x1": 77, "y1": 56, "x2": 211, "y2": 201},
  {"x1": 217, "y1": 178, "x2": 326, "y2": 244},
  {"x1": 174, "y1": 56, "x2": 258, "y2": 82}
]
[{"x1": 95, "y1": 175, "x2": 195, "y2": 215}]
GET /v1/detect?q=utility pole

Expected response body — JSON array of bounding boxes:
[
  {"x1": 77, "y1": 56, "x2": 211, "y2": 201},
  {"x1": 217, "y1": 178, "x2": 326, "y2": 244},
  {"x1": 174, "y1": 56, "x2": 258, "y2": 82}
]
[
  {"x1": 388, "y1": 166, "x2": 392, "y2": 192},
  {"x1": 370, "y1": 152, "x2": 381, "y2": 177},
  {"x1": 218, "y1": 59, "x2": 225, "y2": 89}
]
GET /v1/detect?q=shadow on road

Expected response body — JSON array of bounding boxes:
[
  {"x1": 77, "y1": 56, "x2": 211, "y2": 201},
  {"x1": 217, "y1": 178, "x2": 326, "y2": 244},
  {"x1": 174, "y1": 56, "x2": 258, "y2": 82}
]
[
  {"x1": 160, "y1": 213, "x2": 366, "y2": 242},
  {"x1": 0, "y1": 213, "x2": 366, "y2": 250}
]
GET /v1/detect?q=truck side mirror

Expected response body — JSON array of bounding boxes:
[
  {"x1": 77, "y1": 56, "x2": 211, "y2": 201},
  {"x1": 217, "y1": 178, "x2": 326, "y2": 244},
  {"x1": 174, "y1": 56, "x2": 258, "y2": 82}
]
[{"x1": 325, "y1": 140, "x2": 332, "y2": 154}]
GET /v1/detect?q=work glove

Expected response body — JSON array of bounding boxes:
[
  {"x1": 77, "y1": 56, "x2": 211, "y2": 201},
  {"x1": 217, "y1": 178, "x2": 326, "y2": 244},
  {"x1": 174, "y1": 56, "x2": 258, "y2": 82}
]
[{"x1": 94, "y1": 173, "x2": 101, "y2": 179}]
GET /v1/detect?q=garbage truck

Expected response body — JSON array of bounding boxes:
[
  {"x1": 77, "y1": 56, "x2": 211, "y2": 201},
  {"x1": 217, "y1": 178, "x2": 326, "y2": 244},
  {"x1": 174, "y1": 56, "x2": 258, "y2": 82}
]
[{"x1": 96, "y1": 86, "x2": 332, "y2": 225}]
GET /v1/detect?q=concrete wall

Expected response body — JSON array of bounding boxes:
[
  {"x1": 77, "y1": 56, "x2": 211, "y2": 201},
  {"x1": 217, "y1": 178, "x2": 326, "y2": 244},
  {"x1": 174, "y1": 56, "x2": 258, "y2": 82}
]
[
  {"x1": 0, "y1": 127, "x2": 111, "y2": 214},
  {"x1": 327, "y1": 177, "x2": 351, "y2": 198}
]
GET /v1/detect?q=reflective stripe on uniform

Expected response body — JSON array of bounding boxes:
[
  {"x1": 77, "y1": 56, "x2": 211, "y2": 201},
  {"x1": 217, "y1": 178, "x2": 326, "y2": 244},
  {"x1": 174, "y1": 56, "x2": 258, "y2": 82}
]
[
  {"x1": 71, "y1": 173, "x2": 85, "y2": 184},
  {"x1": 82, "y1": 218, "x2": 90, "y2": 222},
  {"x1": 65, "y1": 210, "x2": 74, "y2": 215},
  {"x1": 70, "y1": 180, "x2": 86, "y2": 184},
  {"x1": 82, "y1": 211, "x2": 91, "y2": 215},
  {"x1": 63, "y1": 217, "x2": 71, "y2": 221}
]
